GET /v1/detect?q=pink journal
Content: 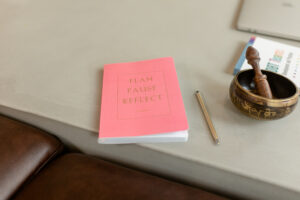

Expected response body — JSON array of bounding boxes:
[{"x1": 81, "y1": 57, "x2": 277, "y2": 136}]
[{"x1": 98, "y1": 57, "x2": 188, "y2": 144}]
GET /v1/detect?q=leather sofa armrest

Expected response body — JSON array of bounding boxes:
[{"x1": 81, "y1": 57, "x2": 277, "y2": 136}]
[
  {"x1": 13, "y1": 153, "x2": 229, "y2": 200},
  {"x1": 0, "y1": 115, "x2": 64, "y2": 200}
]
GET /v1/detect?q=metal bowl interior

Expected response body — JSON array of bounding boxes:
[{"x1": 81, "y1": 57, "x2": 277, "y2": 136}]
[{"x1": 237, "y1": 69, "x2": 298, "y2": 100}]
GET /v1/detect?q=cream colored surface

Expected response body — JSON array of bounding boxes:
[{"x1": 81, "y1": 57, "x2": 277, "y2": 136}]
[{"x1": 1, "y1": 0, "x2": 300, "y2": 199}]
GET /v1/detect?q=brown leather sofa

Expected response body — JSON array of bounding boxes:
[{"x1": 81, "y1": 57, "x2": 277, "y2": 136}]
[{"x1": 0, "y1": 114, "x2": 229, "y2": 200}]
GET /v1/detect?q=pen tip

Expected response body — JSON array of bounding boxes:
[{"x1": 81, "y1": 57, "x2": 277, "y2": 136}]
[
  {"x1": 215, "y1": 139, "x2": 220, "y2": 145},
  {"x1": 196, "y1": 90, "x2": 199, "y2": 93}
]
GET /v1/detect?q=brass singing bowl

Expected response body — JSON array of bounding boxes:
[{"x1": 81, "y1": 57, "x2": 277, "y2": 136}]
[{"x1": 230, "y1": 69, "x2": 299, "y2": 120}]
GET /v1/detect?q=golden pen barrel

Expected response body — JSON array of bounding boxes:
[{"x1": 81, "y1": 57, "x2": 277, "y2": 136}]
[{"x1": 195, "y1": 91, "x2": 219, "y2": 144}]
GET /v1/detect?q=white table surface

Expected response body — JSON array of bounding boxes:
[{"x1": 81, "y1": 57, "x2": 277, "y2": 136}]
[{"x1": 1, "y1": 0, "x2": 300, "y2": 199}]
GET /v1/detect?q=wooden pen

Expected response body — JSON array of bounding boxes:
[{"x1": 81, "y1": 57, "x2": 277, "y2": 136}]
[{"x1": 195, "y1": 91, "x2": 219, "y2": 144}]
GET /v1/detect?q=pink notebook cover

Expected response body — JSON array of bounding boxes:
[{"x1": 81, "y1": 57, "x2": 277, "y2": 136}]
[{"x1": 99, "y1": 57, "x2": 188, "y2": 138}]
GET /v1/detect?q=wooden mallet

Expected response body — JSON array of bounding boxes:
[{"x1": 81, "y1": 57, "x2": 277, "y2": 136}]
[{"x1": 246, "y1": 46, "x2": 273, "y2": 99}]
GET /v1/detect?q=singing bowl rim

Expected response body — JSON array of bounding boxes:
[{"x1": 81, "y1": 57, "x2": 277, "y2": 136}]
[{"x1": 234, "y1": 69, "x2": 299, "y2": 107}]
